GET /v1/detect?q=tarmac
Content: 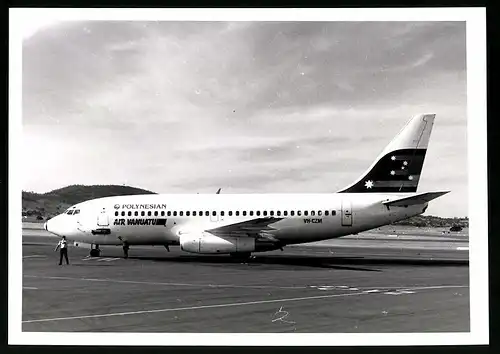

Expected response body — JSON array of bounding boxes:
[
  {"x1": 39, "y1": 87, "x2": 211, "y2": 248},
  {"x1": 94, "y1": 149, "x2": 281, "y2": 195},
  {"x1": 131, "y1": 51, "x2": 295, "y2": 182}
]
[{"x1": 22, "y1": 232, "x2": 469, "y2": 333}]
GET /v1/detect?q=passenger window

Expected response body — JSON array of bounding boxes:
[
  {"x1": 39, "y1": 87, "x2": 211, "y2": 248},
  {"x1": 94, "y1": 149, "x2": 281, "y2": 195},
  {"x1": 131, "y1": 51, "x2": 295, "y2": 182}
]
[
  {"x1": 186, "y1": 211, "x2": 190, "y2": 216},
  {"x1": 291, "y1": 211, "x2": 295, "y2": 216},
  {"x1": 173, "y1": 211, "x2": 177, "y2": 216},
  {"x1": 180, "y1": 211, "x2": 184, "y2": 216},
  {"x1": 256, "y1": 211, "x2": 261, "y2": 216},
  {"x1": 229, "y1": 211, "x2": 233, "y2": 216},
  {"x1": 277, "y1": 211, "x2": 281, "y2": 216},
  {"x1": 270, "y1": 210, "x2": 274, "y2": 216},
  {"x1": 205, "y1": 211, "x2": 209, "y2": 216},
  {"x1": 243, "y1": 211, "x2": 247, "y2": 216},
  {"x1": 161, "y1": 211, "x2": 165, "y2": 216},
  {"x1": 141, "y1": 211, "x2": 145, "y2": 216},
  {"x1": 332, "y1": 210, "x2": 336, "y2": 216},
  {"x1": 167, "y1": 211, "x2": 171, "y2": 216},
  {"x1": 263, "y1": 211, "x2": 267, "y2": 216},
  {"x1": 135, "y1": 211, "x2": 139, "y2": 216},
  {"x1": 318, "y1": 210, "x2": 322, "y2": 216},
  {"x1": 148, "y1": 211, "x2": 152, "y2": 216},
  {"x1": 325, "y1": 210, "x2": 329, "y2": 216},
  {"x1": 304, "y1": 210, "x2": 308, "y2": 216},
  {"x1": 298, "y1": 211, "x2": 301, "y2": 216},
  {"x1": 154, "y1": 211, "x2": 158, "y2": 216},
  {"x1": 311, "y1": 211, "x2": 315, "y2": 216},
  {"x1": 221, "y1": 211, "x2": 225, "y2": 217},
  {"x1": 250, "y1": 211, "x2": 254, "y2": 216},
  {"x1": 236, "y1": 211, "x2": 240, "y2": 216},
  {"x1": 115, "y1": 211, "x2": 119, "y2": 216},
  {"x1": 128, "y1": 211, "x2": 132, "y2": 216},
  {"x1": 212, "y1": 211, "x2": 216, "y2": 216},
  {"x1": 284, "y1": 211, "x2": 288, "y2": 216},
  {"x1": 121, "y1": 211, "x2": 125, "y2": 216},
  {"x1": 198, "y1": 211, "x2": 202, "y2": 216}
]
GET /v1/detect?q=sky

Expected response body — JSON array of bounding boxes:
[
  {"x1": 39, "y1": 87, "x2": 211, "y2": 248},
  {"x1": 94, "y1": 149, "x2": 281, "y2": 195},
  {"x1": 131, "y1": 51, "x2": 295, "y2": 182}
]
[{"x1": 21, "y1": 21, "x2": 468, "y2": 217}]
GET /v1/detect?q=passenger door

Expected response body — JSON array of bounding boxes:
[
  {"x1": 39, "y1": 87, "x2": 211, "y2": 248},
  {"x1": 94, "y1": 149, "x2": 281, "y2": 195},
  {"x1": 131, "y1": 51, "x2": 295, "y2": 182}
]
[{"x1": 97, "y1": 208, "x2": 110, "y2": 227}]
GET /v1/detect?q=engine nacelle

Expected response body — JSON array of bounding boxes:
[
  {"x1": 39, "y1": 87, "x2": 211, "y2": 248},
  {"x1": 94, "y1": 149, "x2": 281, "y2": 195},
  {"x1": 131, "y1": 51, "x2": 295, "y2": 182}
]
[{"x1": 180, "y1": 233, "x2": 255, "y2": 254}]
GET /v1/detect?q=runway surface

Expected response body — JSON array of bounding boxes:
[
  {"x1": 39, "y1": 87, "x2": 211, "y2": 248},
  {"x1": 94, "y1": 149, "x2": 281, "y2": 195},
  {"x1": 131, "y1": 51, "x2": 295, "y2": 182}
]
[{"x1": 22, "y1": 234, "x2": 469, "y2": 333}]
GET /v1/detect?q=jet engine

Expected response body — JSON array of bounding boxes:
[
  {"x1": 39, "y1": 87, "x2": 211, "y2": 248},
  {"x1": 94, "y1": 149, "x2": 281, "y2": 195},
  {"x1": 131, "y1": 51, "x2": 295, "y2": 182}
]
[{"x1": 179, "y1": 232, "x2": 280, "y2": 254}]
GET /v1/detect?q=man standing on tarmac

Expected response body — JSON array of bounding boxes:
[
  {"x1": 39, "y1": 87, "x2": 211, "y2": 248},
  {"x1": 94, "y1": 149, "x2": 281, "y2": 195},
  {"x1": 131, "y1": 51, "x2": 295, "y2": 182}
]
[{"x1": 55, "y1": 236, "x2": 70, "y2": 265}]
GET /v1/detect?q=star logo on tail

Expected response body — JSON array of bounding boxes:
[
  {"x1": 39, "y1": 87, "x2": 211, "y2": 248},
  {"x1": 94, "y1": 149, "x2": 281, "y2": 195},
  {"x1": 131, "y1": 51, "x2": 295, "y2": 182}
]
[{"x1": 364, "y1": 180, "x2": 374, "y2": 189}]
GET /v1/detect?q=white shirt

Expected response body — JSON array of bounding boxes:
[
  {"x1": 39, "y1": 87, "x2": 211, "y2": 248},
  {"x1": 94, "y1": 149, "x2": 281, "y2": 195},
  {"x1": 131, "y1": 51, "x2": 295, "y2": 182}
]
[{"x1": 58, "y1": 239, "x2": 67, "y2": 249}]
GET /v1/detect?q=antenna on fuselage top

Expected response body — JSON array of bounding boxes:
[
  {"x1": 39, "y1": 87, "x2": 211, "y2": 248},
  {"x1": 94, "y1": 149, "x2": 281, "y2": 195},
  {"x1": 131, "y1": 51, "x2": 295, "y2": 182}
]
[{"x1": 216, "y1": 188, "x2": 221, "y2": 194}]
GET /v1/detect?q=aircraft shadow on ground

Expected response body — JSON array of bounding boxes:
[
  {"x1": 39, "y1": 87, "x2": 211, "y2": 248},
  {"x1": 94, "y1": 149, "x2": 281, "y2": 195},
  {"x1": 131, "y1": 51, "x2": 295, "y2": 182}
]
[{"x1": 124, "y1": 254, "x2": 468, "y2": 270}]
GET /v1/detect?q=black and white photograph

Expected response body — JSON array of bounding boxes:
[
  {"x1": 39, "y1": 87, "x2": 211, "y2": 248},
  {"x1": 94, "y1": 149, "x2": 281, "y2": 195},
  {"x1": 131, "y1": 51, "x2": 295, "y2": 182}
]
[{"x1": 9, "y1": 8, "x2": 488, "y2": 346}]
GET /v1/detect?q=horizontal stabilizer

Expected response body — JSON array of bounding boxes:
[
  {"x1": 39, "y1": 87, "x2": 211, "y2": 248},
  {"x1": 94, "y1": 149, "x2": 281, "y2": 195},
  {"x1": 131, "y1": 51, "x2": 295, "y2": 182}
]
[{"x1": 383, "y1": 191, "x2": 450, "y2": 207}]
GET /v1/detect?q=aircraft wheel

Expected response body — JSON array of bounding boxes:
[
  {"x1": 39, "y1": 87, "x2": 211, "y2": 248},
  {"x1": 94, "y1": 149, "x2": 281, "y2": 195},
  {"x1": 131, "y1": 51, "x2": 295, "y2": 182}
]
[{"x1": 89, "y1": 248, "x2": 101, "y2": 257}]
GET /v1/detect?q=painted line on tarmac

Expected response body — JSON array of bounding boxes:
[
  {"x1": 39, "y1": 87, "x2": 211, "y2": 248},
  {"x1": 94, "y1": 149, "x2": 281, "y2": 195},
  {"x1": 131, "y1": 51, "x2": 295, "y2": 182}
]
[
  {"x1": 23, "y1": 287, "x2": 38, "y2": 290},
  {"x1": 23, "y1": 275, "x2": 308, "y2": 290},
  {"x1": 81, "y1": 257, "x2": 121, "y2": 262},
  {"x1": 23, "y1": 275, "x2": 468, "y2": 295},
  {"x1": 96, "y1": 258, "x2": 120, "y2": 262},
  {"x1": 383, "y1": 290, "x2": 416, "y2": 295},
  {"x1": 456, "y1": 247, "x2": 469, "y2": 250},
  {"x1": 22, "y1": 255, "x2": 47, "y2": 259},
  {"x1": 21, "y1": 284, "x2": 468, "y2": 324}
]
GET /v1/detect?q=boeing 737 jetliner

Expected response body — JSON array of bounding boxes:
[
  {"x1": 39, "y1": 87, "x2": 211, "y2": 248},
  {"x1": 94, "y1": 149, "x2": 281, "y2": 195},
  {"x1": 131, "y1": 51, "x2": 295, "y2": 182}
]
[{"x1": 44, "y1": 113, "x2": 449, "y2": 258}]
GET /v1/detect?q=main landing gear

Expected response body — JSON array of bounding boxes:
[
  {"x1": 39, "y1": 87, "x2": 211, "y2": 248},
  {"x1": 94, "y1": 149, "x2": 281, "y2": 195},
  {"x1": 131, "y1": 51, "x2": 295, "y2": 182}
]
[{"x1": 89, "y1": 244, "x2": 100, "y2": 257}]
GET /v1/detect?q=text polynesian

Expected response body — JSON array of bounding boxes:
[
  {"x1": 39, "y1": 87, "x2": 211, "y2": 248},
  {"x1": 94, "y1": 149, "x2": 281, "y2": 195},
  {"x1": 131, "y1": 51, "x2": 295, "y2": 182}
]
[{"x1": 120, "y1": 204, "x2": 167, "y2": 209}]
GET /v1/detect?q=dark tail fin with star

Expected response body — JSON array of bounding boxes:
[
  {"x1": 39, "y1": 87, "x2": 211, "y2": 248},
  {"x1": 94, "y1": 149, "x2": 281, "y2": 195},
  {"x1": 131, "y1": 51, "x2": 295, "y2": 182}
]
[{"x1": 338, "y1": 113, "x2": 435, "y2": 193}]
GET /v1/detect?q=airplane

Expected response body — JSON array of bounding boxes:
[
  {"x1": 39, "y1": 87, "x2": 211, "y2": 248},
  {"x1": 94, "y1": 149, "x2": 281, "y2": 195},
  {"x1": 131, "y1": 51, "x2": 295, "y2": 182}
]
[{"x1": 44, "y1": 113, "x2": 449, "y2": 259}]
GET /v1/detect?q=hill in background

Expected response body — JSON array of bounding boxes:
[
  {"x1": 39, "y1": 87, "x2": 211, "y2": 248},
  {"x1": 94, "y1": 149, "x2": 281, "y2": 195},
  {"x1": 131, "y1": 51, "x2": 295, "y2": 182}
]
[
  {"x1": 22, "y1": 185, "x2": 156, "y2": 220},
  {"x1": 21, "y1": 185, "x2": 468, "y2": 228},
  {"x1": 393, "y1": 214, "x2": 468, "y2": 228}
]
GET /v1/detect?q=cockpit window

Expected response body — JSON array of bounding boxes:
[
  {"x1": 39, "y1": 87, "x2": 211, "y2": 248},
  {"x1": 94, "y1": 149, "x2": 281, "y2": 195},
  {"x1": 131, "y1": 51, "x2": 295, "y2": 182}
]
[
  {"x1": 74, "y1": 210, "x2": 80, "y2": 215},
  {"x1": 67, "y1": 210, "x2": 74, "y2": 215}
]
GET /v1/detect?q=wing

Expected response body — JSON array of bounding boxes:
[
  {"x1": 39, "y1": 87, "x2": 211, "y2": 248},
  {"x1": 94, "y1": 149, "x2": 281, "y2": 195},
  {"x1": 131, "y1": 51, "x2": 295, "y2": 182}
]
[
  {"x1": 206, "y1": 217, "x2": 283, "y2": 241},
  {"x1": 383, "y1": 191, "x2": 450, "y2": 207}
]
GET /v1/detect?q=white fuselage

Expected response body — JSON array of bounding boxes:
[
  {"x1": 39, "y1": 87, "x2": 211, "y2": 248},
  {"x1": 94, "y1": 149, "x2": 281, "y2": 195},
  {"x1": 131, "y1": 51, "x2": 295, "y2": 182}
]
[{"x1": 46, "y1": 193, "x2": 427, "y2": 250}]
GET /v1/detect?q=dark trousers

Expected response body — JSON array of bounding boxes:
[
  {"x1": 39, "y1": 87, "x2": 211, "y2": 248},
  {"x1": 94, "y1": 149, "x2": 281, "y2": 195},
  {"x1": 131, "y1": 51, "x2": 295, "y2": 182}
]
[{"x1": 59, "y1": 248, "x2": 69, "y2": 265}]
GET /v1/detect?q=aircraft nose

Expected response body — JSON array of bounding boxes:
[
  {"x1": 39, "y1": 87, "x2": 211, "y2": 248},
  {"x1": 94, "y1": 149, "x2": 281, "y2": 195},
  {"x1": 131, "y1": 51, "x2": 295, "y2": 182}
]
[
  {"x1": 45, "y1": 216, "x2": 61, "y2": 236},
  {"x1": 45, "y1": 218, "x2": 53, "y2": 234}
]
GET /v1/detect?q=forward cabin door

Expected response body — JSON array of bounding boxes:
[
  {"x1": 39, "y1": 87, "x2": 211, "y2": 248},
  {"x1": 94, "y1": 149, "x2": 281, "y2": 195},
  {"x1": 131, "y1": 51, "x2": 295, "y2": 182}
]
[
  {"x1": 97, "y1": 208, "x2": 110, "y2": 227},
  {"x1": 341, "y1": 200, "x2": 353, "y2": 226}
]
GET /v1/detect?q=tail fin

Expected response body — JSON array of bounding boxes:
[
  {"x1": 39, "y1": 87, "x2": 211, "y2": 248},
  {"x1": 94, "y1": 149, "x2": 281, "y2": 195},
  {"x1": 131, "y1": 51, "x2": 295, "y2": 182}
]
[{"x1": 338, "y1": 113, "x2": 435, "y2": 193}]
